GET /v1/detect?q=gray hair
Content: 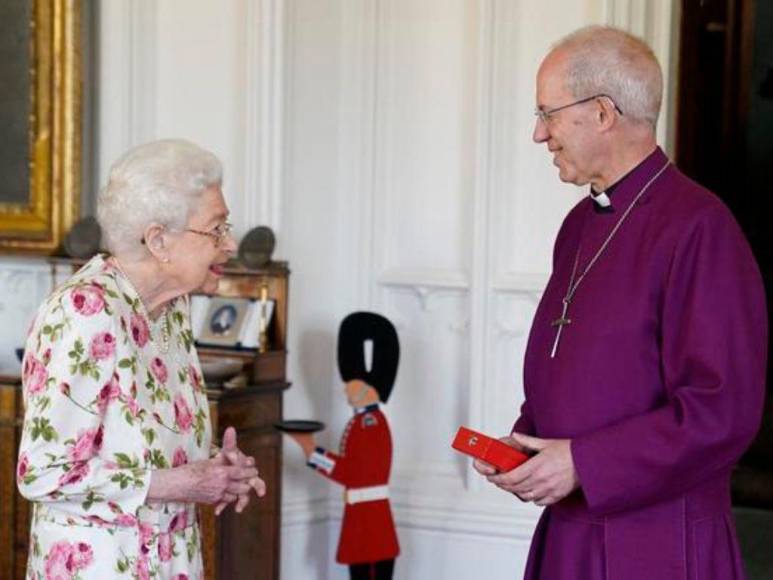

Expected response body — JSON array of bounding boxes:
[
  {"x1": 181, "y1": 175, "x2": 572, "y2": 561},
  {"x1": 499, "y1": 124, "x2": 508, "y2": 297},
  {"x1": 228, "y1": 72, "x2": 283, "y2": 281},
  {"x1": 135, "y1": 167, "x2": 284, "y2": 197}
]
[
  {"x1": 553, "y1": 26, "x2": 663, "y2": 127},
  {"x1": 97, "y1": 139, "x2": 223, "y2": 258}
]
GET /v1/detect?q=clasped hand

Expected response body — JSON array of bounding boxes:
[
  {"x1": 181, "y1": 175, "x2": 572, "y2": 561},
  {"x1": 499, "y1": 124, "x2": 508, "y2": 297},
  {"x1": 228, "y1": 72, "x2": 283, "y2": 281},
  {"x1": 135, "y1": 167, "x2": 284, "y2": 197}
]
[
  {"x1": 473, "y1": 433, "x2": 579, "y2": 507},
  {"x1": 149, "y1": 426, "x2": 266, "y2": 515},
  {"x1": 209, "y1": 426, "x2": 267, "y2": 515}
]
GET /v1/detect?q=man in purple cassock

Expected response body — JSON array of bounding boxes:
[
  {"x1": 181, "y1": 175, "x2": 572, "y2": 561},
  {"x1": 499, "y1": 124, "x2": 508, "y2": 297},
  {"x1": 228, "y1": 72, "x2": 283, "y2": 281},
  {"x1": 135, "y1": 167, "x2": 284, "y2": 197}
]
[{"x1": 474, "y1": 25, "x2": 767, "y2": 579}]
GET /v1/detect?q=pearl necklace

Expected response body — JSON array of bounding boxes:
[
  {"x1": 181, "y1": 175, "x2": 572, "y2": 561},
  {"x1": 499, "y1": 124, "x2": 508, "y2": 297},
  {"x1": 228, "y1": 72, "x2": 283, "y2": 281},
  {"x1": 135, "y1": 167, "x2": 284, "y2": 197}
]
[{"x1": 110, "y1": 257, "x2": 172, "y2": 355}]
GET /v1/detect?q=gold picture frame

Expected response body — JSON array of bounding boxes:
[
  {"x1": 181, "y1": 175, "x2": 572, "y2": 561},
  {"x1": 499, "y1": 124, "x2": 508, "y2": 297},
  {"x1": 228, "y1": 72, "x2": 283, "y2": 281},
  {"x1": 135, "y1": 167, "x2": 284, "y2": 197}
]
[{"x1": 0, "y1": 0, "x2": 81, "y2": 254}]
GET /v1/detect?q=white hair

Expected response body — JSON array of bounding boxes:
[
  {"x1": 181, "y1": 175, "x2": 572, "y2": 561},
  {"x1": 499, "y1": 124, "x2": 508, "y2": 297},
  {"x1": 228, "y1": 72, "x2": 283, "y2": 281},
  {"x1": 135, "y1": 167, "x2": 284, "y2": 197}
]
[
  {"x1": 97, "y1": 139, "x2": 223, "y2": 258},
  {"x1": 553, "y1": 26, "x2": 663, "y2": 127}
]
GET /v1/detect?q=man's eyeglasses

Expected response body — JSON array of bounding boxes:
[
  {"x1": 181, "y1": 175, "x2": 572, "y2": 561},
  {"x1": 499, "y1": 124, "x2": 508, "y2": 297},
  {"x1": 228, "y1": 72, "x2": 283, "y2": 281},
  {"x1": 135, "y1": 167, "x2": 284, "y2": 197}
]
[
  {"x1": 185, "y1": 222, "x2": 234, "y2": 247},
  {"x1": 534, "y1": 94, "x2": 623, "y2": 123}
]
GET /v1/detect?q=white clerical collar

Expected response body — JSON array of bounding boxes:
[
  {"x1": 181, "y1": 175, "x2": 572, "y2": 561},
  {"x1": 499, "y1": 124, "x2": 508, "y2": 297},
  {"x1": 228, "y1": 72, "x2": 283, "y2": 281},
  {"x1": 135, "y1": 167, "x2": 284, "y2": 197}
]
[{"x1": 590, "y1": 191, "x2": 612, "y2": 208}]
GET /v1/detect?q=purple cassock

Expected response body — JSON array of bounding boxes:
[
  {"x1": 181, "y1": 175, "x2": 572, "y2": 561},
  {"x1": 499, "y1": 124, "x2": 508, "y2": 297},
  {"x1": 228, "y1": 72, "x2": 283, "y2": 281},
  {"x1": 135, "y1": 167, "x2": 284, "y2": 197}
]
[{"x1": 515, "y1": 147, "x2": 767, "y2": 580}]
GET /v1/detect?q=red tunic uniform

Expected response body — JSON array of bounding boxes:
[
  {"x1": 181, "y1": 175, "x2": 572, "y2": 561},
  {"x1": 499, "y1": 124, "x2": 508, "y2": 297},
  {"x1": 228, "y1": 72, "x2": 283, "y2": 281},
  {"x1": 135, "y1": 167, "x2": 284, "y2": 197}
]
[{"x1": 308, "y1": 405, "x2": 400, "y2": 564}]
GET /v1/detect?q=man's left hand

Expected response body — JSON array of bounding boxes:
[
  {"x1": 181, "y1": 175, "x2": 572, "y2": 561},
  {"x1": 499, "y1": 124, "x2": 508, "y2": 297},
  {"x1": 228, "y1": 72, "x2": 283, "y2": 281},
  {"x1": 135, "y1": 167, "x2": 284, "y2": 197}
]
[{"x1": 487, "y1": 433, "x2": 579, "y2": 506}]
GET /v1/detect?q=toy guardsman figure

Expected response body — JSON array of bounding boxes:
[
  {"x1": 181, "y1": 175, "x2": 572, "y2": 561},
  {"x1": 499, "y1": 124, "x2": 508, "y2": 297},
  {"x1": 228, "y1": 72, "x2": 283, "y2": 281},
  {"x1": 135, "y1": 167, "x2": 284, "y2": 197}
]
[{"x1": 287, "y1": 312, "x2": 400, "y2": 580}]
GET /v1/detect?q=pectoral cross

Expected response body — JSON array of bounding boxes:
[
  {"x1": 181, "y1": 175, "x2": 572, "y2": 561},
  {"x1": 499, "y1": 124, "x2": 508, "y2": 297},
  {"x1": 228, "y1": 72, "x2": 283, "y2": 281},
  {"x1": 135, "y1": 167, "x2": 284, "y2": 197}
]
[{"x1": 550, "y1": 299, "x2": 572, "y2": 358}]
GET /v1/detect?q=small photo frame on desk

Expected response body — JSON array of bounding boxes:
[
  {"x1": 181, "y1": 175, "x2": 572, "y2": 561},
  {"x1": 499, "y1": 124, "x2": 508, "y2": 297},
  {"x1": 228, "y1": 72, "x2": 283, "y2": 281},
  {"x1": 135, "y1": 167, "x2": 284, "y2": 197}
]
[
  {"x1": 197, "y1": 297, "x2": 251, "y2": 347},
  {"x1": 192, "y1": 295, "x2": 276, "y2": 349}
]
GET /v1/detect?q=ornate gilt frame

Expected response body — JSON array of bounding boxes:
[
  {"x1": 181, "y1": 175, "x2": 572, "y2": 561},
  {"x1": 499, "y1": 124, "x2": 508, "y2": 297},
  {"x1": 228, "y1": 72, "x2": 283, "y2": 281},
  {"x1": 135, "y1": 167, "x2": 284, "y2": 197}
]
[{"x1": 0, "y1": 0, "x2": 81, "y2": 254}]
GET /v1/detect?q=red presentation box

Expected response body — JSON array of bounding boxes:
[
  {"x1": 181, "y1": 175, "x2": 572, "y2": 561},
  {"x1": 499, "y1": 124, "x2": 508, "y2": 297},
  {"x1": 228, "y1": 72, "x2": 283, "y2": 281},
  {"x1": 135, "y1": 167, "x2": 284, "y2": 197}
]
[{"x1": 452, "y1": 426, "x2": 529, "y2": 472}]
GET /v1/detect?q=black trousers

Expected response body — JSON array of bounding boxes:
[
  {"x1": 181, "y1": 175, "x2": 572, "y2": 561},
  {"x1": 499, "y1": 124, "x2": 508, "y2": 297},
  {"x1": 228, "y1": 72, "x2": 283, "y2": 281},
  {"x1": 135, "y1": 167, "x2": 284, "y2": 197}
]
[{"x1": 349, "y1": 559, "x2": 395, "y2": 580}]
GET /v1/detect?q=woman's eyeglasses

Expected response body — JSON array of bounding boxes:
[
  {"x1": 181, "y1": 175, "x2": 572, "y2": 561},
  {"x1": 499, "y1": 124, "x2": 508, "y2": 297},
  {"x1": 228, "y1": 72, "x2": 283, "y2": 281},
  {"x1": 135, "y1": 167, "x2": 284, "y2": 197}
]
[
  {"x1": 184, "y1": 222, "x2": 234, "y2": 247},
  {"x1": 142, "y1": 222, "x2": 234, "y2": 247}
]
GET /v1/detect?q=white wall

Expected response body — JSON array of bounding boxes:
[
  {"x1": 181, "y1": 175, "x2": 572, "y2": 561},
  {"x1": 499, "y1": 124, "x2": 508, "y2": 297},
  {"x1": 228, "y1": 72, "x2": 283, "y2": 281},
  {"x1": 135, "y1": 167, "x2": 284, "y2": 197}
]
[
  {"x1": 0, "y1": 1, "x2": 680, "y2": 578},
  {"x1": 288, "y1": 1, "x2": 679, "y2": 578}
]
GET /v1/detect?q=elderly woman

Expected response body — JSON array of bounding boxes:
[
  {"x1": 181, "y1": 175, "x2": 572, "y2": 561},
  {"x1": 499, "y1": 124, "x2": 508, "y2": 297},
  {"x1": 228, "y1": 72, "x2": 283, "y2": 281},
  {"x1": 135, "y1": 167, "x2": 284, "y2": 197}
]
[{"x1": 17, "y1": 139, "x2": 265, "y2": 579}]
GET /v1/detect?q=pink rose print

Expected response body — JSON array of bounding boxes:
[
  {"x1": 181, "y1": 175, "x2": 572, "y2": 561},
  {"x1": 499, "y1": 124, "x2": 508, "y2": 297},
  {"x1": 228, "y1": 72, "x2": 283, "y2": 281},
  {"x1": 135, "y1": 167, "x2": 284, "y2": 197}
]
[
  {"x1": 23, "y1": 355, "x2": 48, "y2": 396},
  {"x1": 173, "y1": 394, "x2": 193, "y2": 433},
  {"x1": 172, "y1": 447, "x2": 189, "y2": 467},
  {"x1": 70, "y1": 283, "x2": 105, "y2": 316},
  {"x1": 114, "y1": 514, "x2": 137, "y2": 527},
  {"x1": 84, "y1": 515, "x2": 107, "y2": 526},
  {"x1": 158, "y1": 532, "x2": 173, "y2": 561},
  {"x1": 131, "y1": 313, "x2": 150, "y2": 348},
  {"x1": 58, "y1": 462, "x2": 89, "y2": 486},
  {"x1": 89, "y1": 331, "x2": 116, "y2": 361},
  {"x1": 175, "y1": 575, "x2": 190, "y2": 580},
  {"x1": 169, "y1": 510, "x2": 188, "y2": 533},
  {"x1": 43, "y1": 541, "x2": 72, "y2": 580},
  {"x1": 59, "y1": 382, "x2": 70, "y2": 396},
  {"x1": 189, "y1": 364, "x2": 203, "y2": 391},
  {"x1": 136, "y1": 555, "x2": 151, "y2": 580},
  {"x1": 151, "y1": 357, "x2": 168, "y2": 384},
  {"x1": 43, "y1": 540, "x2": 93, "y2": 580},
  {"x1": 97, "y1": 373, "x2": 121, "y2": 414},
  {"x1": 67, "y1": 426, "x2": 104, "y2": 462},
  {"x1": 17, "y1": 452, "x2": 29, "y2": 480},
  {"x1": 139, "y1": 522, "x2": 154, "y2": 548},
  {"x1": 70, "y1": 542, "x2": 94, "y2": 571},
  {"x1": 58, "y1": 461, "x2": 89, "y2": 486},
  {"x1": 125, "y1": 396, "x2": 140, "y2": 418}
]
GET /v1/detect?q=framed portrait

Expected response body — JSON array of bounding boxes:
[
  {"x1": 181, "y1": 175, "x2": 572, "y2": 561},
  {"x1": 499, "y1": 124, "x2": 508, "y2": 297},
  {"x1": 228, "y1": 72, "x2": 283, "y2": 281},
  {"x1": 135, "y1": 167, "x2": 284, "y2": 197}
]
[
  {"x1": 0, "y1": 0, "x2": 82, "y2": 254},
  {"x1": 192, "y1": 295, "x2": 276, "y2": 350},
  {"x1": 197, "y1": 297, "x2": 252, "y2": 348}
]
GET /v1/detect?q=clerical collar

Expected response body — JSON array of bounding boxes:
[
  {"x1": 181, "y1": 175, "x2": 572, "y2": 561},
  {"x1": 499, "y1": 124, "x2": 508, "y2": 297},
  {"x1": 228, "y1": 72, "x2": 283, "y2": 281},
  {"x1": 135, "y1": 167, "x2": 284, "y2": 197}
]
[
  {"x1": 589, "y1": 149, "x2": 660, "y2": 213},
  {"x1": 590, "y1": 181, "x2": 620, "y2": 213},
  {"x1": 590, "y1": 191, "x2": 612, "y2": 209},
  {"x1": 354, "y1": 403, "x2": 379, "y2": 415}
]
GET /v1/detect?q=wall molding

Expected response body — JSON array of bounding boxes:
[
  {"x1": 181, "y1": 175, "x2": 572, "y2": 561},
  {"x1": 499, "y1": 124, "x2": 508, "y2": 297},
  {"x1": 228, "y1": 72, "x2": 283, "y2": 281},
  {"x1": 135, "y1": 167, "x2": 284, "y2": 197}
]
[
  {"x1": 0, "y1": 259, "x2": 54, "y2": 373},
  {"x1": 377, "y1": 268, "x2": 470, "y2": 313},
  {"x1": 242, "y1": 0, "x2": 285, "y2": 233},
  {"x1": 336, "y1": 0, "x2": 380, "y2": 308},
  {"x1": 294, "y1": 491, "x2": 541, "y2": 541},
  {"x1": 96, "y1": 0, "x2": 158, "y2": 186},
  {"x1": 466, "y1": 1, "x2": 496, "y2": 489},
  {"x1": 490, "y1": 272, "x2": 549, "y2": 295},
  {"x1": 391, "y1": 500, "x2": 538, "y2": 541},
  {"x1": 282, "y1": 495, "x2": 333, "y2": 528},
  {"x1": 603, "y1": 0, "x2": 679, "y2": 151}
]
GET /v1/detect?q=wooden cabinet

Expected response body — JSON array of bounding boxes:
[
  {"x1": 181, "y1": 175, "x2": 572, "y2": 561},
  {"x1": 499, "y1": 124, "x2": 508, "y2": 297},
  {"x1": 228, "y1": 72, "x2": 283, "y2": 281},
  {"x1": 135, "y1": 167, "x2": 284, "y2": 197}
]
[
  {"x1": 200, "y1": 262, "x2": 290, "y2": 580},
  {"x1": 0, "y1": 376, "x2": 30, "y2": 580},
  {"x1": 1, "y1": 259, "x2": 290, "y2": 580}
]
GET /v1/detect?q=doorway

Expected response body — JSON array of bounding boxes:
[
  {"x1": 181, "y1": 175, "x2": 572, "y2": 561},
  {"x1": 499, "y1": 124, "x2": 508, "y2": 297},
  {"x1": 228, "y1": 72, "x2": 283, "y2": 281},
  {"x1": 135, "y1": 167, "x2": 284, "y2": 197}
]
[{"x1": 676, "y1": 0, "x2": 773, "y2": 576}]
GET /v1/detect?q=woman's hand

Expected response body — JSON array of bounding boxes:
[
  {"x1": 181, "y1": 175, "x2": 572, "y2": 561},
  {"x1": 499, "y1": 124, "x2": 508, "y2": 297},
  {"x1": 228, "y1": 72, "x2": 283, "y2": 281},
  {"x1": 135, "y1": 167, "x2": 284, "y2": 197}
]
[
  {"x1": 147, "y1": 427, "x2": 266, "y2": 514},
  {"x1": 213, "y1": 426, "x2": 267, "y2": 515},
  {"x1": 147, "y1": 457, "x2": 261, "y2": 505}
]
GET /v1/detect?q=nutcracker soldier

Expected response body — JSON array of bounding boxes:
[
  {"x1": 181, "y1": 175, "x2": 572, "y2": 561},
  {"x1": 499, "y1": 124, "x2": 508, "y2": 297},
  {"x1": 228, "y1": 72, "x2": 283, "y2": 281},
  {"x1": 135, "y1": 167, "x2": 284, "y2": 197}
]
[{"x1": 286, "y1": 312, "x2": 400, "y2": 580}]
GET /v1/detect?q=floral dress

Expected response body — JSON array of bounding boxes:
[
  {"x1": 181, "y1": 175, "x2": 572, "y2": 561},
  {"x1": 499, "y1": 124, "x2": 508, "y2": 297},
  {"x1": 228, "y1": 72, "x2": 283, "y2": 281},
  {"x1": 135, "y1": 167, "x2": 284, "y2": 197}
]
[{"x1": 17, "y1": 255, "x2": 211, "y2": 580}]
